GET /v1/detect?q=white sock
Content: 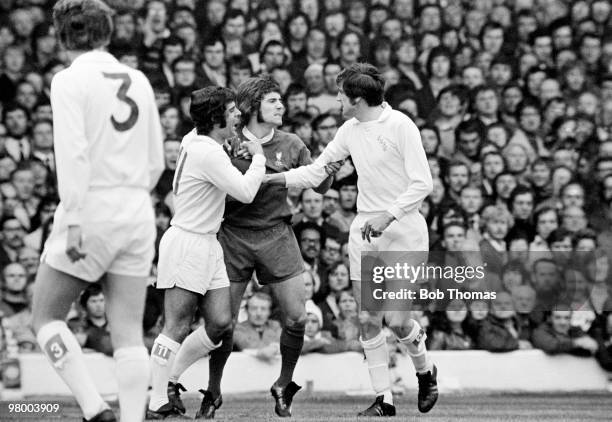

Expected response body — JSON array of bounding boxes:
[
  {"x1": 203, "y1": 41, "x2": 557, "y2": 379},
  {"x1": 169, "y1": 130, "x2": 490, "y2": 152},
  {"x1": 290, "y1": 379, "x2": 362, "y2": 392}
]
[
  {"x1": 399, "y1": 320, "x2": 433, "y2": 374},
  {"x1": 115, "y1": 346, "x2": 149, "y2": 422},
  {"x1": 36, "y1": 321, "x2": 108, "y2": 420},
  {"x1": 170, "y1": 326, "x2": 221, "y2": 383},
  {"x1": 360, "y1": 331, "x2": 393, "y2": 405},
  {"x1": 149, "y1": 334, "x2": 180, "y2": 411}
]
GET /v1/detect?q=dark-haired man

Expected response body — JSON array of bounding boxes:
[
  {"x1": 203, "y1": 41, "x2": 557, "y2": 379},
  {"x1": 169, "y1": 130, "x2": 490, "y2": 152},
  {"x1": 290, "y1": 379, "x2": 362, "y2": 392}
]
[
  {"x1": 147, "y1": 86, "x2": 264, "y2": 419},
  {"x1": 267, "y1": 63, "x2": 438, "y2": 417},
  {"x1": 205, "y1": 75, "x2": 333, "y2": 418},
  {"x1": 31, "y1": 1, "x2": 165, "y2": 421}
]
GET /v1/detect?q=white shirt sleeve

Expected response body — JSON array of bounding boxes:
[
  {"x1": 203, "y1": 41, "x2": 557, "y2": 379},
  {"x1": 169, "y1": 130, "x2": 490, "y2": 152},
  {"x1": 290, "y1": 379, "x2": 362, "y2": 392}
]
[
  {"x1": 387, "y1": 120, "x2": 433, "y2": 220},
  {"x1": 202, "y1": 148, "x2": 266, "y2": 203},
  {"x1": 284, "y1": 125, "x2": 351, "y2": 188},
  {"x1": 144, "y1": 76, "x2": 165, "y2": 190},
  {"x1": 50, "y1": 72, "x2": 90, "y2": 226}
]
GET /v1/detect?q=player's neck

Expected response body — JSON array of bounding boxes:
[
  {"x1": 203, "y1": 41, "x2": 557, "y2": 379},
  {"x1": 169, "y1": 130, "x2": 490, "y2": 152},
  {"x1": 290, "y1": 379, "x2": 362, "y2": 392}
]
[
  {"x1": 356, "y1": 104, "x2": 384, "y2": 123},
  {"x1": 65, "y1": 47, "x2": 105, "y2": 63},
  {"x1": 207, "y1": 128, "x2": 226, "y2": 145},
  {"x1": 246, "y1": 121, "x2": 275, "y2": 139}
]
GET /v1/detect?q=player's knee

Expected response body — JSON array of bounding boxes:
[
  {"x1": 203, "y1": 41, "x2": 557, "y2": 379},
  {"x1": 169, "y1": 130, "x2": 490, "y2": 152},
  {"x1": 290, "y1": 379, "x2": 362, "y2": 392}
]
[
  {"x1": 210, "y1": 315, "x2": 233, "y2": 339},
  {"x1": 284, "y1": 311, "x2": 307, "y2": 330},
  {"x1": 163, "y1": 318, "x2": 191, "y2": 342},
  {"x1": 389, "y1": 319, "x2": 416, "y2": 340}
]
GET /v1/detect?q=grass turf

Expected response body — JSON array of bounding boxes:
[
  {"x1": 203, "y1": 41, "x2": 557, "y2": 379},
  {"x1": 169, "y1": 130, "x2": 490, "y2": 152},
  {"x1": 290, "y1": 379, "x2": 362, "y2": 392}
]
[{"x1": 1, "y1": 392, "x2": 611, "y2": 421}]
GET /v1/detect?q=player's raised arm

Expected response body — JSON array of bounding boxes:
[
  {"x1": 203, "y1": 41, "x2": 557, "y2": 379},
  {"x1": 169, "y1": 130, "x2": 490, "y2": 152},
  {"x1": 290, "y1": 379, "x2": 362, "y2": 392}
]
[
  {"x1": 204, "y1": 142, "x2": 266, "y2": 203},
  {"x1": 50, "y1": 72, "x2": 90, "y2": 226},
  {"x1": 387, "y1": 118, "x2": 434, "y2": 221},
  {"x1": 266, "y1": 125, "x2": 350, "y2": 188}
]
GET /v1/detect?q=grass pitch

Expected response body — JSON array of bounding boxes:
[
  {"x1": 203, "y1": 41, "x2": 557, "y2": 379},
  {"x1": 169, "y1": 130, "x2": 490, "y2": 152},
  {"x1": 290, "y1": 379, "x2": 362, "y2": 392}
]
[{"x1": 1, "y1": 392, "x2": 611, "y2": 421}]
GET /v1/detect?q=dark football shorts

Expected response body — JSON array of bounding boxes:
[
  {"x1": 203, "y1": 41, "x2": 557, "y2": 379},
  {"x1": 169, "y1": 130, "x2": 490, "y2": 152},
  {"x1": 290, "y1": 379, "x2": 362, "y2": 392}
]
[{"x1": 218, "y1": 222, "x2": 305, "y2": 284}]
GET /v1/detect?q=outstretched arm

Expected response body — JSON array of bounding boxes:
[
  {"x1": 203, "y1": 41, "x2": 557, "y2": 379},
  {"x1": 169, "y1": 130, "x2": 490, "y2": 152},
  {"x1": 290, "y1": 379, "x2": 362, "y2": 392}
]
[{"x1": 268, "y1": 128, "x2": 351, "y2": 188}]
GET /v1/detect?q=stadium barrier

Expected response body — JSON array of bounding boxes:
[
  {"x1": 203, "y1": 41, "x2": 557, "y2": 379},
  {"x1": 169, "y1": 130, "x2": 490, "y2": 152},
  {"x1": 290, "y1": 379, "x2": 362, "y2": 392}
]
[{"x1": 15, "y1": 350, "x2": 610, "y2": 396}]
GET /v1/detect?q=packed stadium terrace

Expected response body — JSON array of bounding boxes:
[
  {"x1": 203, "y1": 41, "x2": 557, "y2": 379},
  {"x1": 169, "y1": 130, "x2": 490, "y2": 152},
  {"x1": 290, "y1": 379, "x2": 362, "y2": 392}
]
[{"x1": 0, "y1": 0, "x2": 611, "y2": 375}]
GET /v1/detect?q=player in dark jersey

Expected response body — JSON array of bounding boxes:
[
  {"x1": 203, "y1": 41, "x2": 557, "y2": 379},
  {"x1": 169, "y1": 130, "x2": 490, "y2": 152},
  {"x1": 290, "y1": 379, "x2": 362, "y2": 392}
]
[{"x1": 194, "y1": 75, "x2": 333, "y2": 419}]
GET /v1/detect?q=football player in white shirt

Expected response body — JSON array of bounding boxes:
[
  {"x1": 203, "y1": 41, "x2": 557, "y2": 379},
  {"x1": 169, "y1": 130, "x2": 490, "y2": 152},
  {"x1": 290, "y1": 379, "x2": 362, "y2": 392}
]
[
  {"x1": 30, "y1": 1, "x2": 165, "y2": 422},
  {"x1": 147, "y1": 86, "x2": 265, "y2": 419},
  {"x1": 266, "y1": 63, "x2": 439, "y2": 417}
]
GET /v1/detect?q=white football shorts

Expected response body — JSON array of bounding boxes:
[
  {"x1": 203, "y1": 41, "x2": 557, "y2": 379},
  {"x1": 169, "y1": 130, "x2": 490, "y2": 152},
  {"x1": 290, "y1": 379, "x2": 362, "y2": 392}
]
[
  {"x1": 156, "y1": 225, "x2": 229, "y2": 295},
  {"x1": 42, "y1": 188, "x2": 155, "y2": 282}
]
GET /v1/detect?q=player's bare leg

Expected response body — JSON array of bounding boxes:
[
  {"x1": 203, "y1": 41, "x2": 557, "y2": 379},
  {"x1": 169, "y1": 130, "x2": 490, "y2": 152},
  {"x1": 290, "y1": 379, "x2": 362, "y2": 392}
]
[
  {"x1": 32, "y1": 264, "x2": 115, "y2": 422},
  {"x1": 268, "y1": 273, "x2": 307, "y2": 417},
  {"x1": 103, "y1": 273, "x2": 150, "y2": 422},
  {"x1": 170, "y1": 287, "x2": 232, "y2": 419},
  {"x1": 148, "y1": 287, "x2": 198, "y2": 418},
  {"x1": 203, "y1": 280, "x2": 249, "y2": 419}
]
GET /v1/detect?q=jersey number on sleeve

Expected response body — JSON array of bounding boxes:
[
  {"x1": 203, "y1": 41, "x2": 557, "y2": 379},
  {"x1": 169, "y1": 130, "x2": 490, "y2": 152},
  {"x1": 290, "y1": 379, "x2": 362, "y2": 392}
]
[
  {"x1": 102, "y1": 72, "x2": 139, "y2": 132},
  {"x1": 173, "y1": 147, "x2": 187, "y2": 195}
]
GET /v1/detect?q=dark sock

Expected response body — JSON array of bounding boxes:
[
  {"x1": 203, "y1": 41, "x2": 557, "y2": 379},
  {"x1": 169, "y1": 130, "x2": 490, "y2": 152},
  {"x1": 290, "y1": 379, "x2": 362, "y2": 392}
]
[
  {"x1": 207, "y1": 330, "x2": 233, "y2": 398},
  {"x1": 276, "y1": 323, "x2": 305, "y2": 387}
]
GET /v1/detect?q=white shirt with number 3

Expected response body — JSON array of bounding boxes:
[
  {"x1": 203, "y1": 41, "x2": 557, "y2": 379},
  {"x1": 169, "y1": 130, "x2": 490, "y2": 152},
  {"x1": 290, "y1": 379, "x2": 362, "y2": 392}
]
[{"x1": 50, "y1": 50, "x2": 165, "y2": 227}]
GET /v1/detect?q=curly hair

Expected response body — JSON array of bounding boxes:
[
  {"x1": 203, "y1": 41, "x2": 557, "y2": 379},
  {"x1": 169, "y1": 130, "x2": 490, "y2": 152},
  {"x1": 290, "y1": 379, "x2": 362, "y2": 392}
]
[
  {"x1": 235, "y1": 75, "x2": 281, "y2": 127},
  {"x1": 190, "y1": 86, "x2": 235, "y2": 135},
  {"x1": 53, "y1": 0, "x2": 114, "y2": 51}
]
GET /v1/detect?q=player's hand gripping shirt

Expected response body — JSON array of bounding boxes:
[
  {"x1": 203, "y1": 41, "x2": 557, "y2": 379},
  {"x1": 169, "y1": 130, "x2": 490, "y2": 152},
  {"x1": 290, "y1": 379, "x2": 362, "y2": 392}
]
[
  {"x1": 222, "y1": 127, "x2": 313, "y2": 229},
  {"x1": 283, "y1": 103, "x2": 433, "y2": 220},
  {"x1": 171, "y1": 130, "x2": 266, "y2": 234},
  {"x1": 51, "y1": 51, "x2": 165, "y2": 226}
]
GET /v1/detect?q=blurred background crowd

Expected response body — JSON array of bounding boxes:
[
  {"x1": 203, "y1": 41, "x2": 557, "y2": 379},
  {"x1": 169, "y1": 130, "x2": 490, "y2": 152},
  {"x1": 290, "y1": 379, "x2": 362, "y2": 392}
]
[{"x1": 0, "y1": 0, "x2": 611, "y2": 387}]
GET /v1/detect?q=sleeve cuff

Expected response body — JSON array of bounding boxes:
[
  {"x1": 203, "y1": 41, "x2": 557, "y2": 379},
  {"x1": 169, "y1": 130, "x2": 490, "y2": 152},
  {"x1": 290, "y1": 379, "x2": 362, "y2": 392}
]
[
  {"x1": 387, "y1": 205, "x2": 407, "y2": 221},
  {"x1": 64, "y1": 209, "x2": 83, "y2": 226},
  {"x1": 252, "y1": 154, "x2": 266, "y2": 167}
]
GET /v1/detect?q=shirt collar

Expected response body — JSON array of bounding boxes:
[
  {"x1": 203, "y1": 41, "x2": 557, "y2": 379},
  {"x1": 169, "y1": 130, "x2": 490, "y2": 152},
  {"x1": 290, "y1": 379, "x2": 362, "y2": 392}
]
[
  {"x1": 71, "y1": 50, "x2": 118, "y2": 66},
  {"x1": 242, "y1": 126, "x2": 274, "y2": 144}
]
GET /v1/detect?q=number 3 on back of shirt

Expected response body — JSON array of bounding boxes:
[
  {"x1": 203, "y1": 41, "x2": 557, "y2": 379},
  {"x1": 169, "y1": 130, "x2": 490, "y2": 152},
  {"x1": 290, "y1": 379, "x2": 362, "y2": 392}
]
[{"x1": 103, "y1": 72, "x2": 139, "y2": 132}]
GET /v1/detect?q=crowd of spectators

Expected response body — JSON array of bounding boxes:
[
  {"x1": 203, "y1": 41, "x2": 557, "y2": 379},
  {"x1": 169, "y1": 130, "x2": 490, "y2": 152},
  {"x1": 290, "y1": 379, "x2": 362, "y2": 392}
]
[{"x1": 1, "y1": 0, "x2": 612, "y2": 380}]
